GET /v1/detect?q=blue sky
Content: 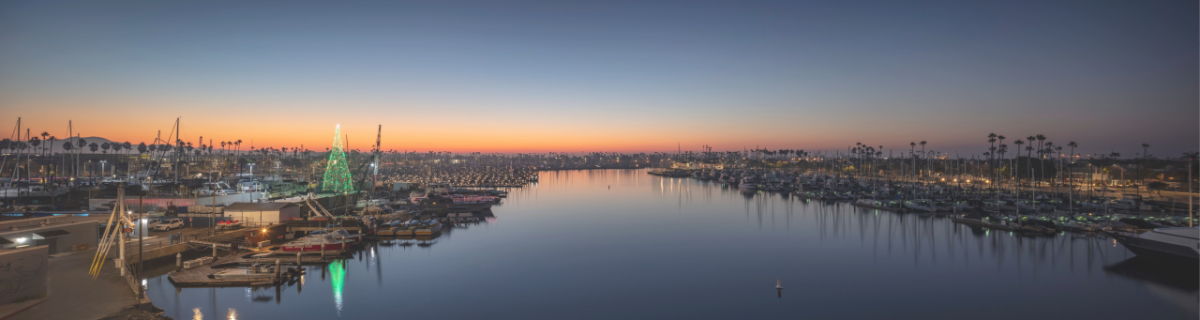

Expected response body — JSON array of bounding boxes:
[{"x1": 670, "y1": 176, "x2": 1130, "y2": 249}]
[{"x1": 1, "y1": 0, "x2": 1196, "y2": 156}]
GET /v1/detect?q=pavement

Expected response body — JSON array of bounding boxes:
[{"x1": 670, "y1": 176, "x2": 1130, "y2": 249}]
[{"x1": 7, "y1": 249, "x2": 139, "y2": 320}]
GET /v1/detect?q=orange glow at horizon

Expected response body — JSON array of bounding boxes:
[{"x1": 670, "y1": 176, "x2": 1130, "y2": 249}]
[
  {"x1": 4, "y1": 94, "x2": 1187, "y2": 155},
  {"x1": 3, "y1": 97, "x2": 878, "y2": 153}
]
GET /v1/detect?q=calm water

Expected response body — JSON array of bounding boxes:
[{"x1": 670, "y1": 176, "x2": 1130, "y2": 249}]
[{"x1": 146, "y1": 169, "x2": 1198, "y2": 320}]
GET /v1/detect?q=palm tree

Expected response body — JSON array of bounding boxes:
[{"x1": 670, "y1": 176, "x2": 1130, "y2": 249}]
[
  {"x1": 919, "y1": 140, "x2": 927, "y2": 179},
  {"x1": 1183, "y1": 151, "x2": 1198, "y2": 227},
  {"x1": 75, "y1": 138, "x2": 86, "y2": 175},
  {"x1": 909, "y1": 142, "x2": 916, "y2": 183},
  {"x1": 987, "y1": 133, "x2": 997, "y2": 183},
  {"x1": 1042, "y1": 141, "x2": 1054, "y2": 190},
  {"x1": 235, "y1": 140, "x2": 243, "y2": 175},
  {"x1": 28, "y1": 137, "x2": 40, "y2": 157},
  {"x1": 1141, "y1": 143, "x2": 1149, "y2": 196},
  {"x1": 1014, "y1": 140, "x2": 1025, "y2": 193},
  {"x1": 40, "y1": 131, "x2": 49, "y2": 156}
]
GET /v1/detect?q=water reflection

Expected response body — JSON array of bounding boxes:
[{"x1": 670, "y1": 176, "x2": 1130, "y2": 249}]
[
  {"x1": 329, "y1": 261, "x2": 345, "y2": 314},
  {"x1": 1104, "y1": 257, "x2": 1199, "y2": 314}
]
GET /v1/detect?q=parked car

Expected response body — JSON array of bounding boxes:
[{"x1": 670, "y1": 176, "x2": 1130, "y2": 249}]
[{"x1": 149, "y1": 218, "x2": 184, "y2": 231}]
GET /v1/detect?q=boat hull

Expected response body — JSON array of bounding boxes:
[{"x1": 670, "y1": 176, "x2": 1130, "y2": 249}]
[
  {"x1": 1106, "y1": 231, "x2": 1199, "y2": 266},
  {"x1": 280, "y1": 242, "x2": 345, "y2": 252}
]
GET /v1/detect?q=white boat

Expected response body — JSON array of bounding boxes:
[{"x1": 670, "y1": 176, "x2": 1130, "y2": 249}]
[
  {"x1": 211, "y1": 268, "x2": 276, "y2": 281},
  {"x1": 739, "y1": 177, "x2": 760, "y2": 190},
  {"x1": 1106, "y1": 227, "x2": 1199, "y2": 266},
  {"x1": 280, "y1": 233, "x2": 348, "y2": 252},
  {"x1": 0, "y1": 182, "x2": 66, "y2": 199},
  {"x1": 903, "y1": 199, "x2": 935, "y2": 212}
]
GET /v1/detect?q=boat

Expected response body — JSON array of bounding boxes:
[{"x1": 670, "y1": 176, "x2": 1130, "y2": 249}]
[
  {"x1": 1104, "y1": 227, "x2": 1199, "y2": 266},
  {"x1": 210, "y1": 268, "x2": 276, "y2": 281},
  {"x1": 280, "y1": 233, "x2": 347, "y2": 252},
  {"x1": 852, "y1": 199, "x2": 900, "y2": 211},
  {"x1": 415, "y1": 221, "x2": 443, "y2": 236},
  {"x1": 739, "y1": 177, "x2": 760, "y2": 190},
  {"x1": 393, "y1": 227, "x2": 415, "y2": 236},
  {"x1": 903, "y1": 199, "x2": 935, "y2": 212}
]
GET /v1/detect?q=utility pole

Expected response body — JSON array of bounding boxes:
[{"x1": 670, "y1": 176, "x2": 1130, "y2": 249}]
[
  {"x1": 138, "y1": 192, "x2": 144, "y2": 299},
  {"x1": 118, "y1": 188, "x2": 126, "y2": 276}
]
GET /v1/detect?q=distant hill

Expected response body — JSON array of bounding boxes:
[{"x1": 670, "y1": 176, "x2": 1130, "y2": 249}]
[{"x1": 61, "y1": 136, "x2": 118, "y2": 146}]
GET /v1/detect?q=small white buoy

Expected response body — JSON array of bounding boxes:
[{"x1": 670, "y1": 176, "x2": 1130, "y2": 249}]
[{"x1": 776, "y1": 278, "x2": 782, "y2": 289}]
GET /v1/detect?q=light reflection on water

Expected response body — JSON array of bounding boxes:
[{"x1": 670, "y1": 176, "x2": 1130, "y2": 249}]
[
  {"x1": 147, "y1": 169, "x2": 1197, "y2": 320},
  {"x1": 328, "y1": 261, "x2": 345, "y2": 314}
]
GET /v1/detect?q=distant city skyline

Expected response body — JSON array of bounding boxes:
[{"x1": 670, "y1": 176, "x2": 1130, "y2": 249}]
[{"x1": 1, "y1": 1, "x2": 1196, "y2": 155}]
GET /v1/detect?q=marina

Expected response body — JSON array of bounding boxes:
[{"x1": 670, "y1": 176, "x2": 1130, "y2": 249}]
[
  {"x1": 0, "y1": 124, "x2": 1196, "y2": 320},
  {"x1": 0, "y1": 1, "x2": 1196, "y2": 319},
  {"x1": 137, "y1": 169, "x2": 1196, "y2": 319}
]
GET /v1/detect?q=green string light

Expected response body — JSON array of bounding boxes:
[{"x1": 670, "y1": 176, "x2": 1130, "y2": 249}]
[{"x1": 322, "y1": 125, "x2": 355, "y2": 194}]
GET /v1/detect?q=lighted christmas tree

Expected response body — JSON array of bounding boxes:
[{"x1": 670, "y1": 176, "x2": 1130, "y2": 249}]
[{"x1": 322, "y1": 124, "x2": 355, "y2": 194}]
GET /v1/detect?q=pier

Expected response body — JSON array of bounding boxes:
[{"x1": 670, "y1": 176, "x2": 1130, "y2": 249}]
[{"x1": 167, "y1": 250, "x2": 338, "y2": 287}]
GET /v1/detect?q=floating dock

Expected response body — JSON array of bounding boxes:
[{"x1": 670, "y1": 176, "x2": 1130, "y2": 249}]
[{"x1": 167, "y1": 251, "x2": 338, "y2": 287}]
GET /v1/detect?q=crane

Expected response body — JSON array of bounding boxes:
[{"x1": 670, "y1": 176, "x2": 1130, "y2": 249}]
[{"x1": 90, "y1": 188, "x2": 139, "y2": 278}]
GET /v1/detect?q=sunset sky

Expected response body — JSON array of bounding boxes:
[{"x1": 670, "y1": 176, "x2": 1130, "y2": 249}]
[{"x1": 1, "y1": 1, "x2": 1196, "y2": 156}]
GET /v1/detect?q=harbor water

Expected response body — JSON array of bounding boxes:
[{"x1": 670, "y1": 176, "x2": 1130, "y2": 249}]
[{"x1": 145, "y1": 169, "x2": 1197, "y2": 319}]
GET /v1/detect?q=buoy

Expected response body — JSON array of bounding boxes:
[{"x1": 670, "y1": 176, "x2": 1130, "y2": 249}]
[{"x1": 776, "y1": 278, "x2": 782, "y2": 289}]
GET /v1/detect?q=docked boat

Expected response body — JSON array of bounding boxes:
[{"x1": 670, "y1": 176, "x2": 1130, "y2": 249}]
[
  {"x1": 280, "y1": 233, "x2": 348, "y2": 252},
  {"x1": 415, "y1": 221, "x2": 443, "y2": 236},
  {"x1": 392, "y1": 226, "x2": 415, "y2": 236},
  {"x1": 903, "y1": 199, "x2": 935, "y2": 212},
  {"x1": 852, "y1": 199, "x2": 900, "y2": 211},
  {"x1": 210, "y1": 268, "x2": 276, "y2": 281},
  {"x1": 950, "y1": 212, "x2": 992, "y2": 227},
  {"x1": 739, "y1": 177, "x2": 760, "y2": 190},
  {"x1": 1105, "y1": 227, "x2": 1199, "y2": 266}
]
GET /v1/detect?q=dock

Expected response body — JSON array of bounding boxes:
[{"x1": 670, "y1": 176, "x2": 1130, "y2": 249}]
[{"x1": 167, "y1": 250, "x2": 341, "y2": 287}]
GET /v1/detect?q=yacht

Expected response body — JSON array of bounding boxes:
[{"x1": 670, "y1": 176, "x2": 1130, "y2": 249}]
[
  {"x1": 1106, "y1": 227, "x2": 1199, "y2": 266},
  {"x1": 903, "y1": 199, "x2": 935, "y2": 212},
  {"x1": 739, "y1": 177, "x2": 760, "y2": 190},
  {"x1": 280, "y1": 233, "x2": 346, "y2": 252}
]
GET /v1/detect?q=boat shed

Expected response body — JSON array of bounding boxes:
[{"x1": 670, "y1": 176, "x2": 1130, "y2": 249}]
[
  {"x1": 223, "y1": 202, "x2": 300, "y2": 226},
  {"x1": 0, "y1": 216, "x2": 104, "y2": 255}
]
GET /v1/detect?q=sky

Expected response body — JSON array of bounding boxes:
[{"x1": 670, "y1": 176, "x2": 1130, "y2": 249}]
[{"x1": 1, "y1": 0, "x2": 1197, "y2": 156}]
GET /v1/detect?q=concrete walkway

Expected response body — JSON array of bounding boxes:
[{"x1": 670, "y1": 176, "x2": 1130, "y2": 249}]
[{"x1": 8, "y1": 249, "x2": 138, "y2": 320}]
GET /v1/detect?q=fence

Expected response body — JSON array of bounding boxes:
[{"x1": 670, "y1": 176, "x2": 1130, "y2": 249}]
[{"x1": 116, "y1": 228, "x2": 248, "y2": 263}]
